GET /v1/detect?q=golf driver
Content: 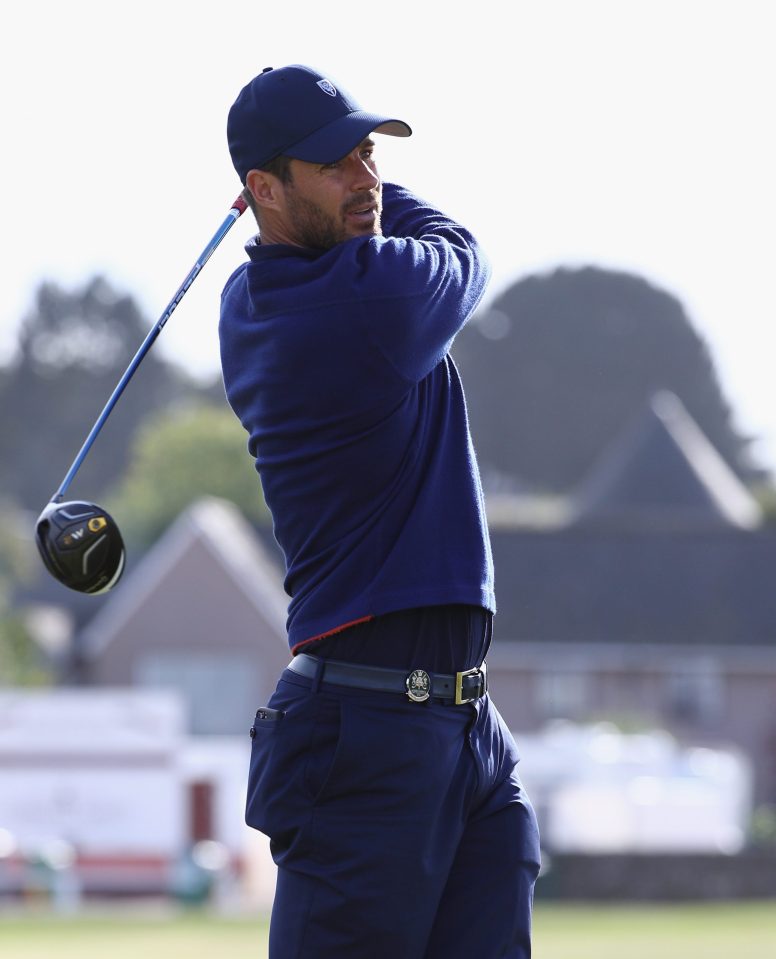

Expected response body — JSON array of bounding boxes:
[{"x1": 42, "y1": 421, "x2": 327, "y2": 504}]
[{"x1": 35, "y1": 195, "x2": 248, "y2": 594}]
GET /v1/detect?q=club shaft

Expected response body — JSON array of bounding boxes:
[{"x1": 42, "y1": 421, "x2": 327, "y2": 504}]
[{"x1": 52, "y1": 196, "x2": 248, "y2": 504}]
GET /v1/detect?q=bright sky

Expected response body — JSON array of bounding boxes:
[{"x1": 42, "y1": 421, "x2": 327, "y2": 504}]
[{"x1": 3, "y1": 0, "x2": 775, "y2": 471}]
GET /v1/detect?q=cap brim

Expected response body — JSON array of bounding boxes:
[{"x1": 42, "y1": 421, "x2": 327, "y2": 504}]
[{"x1": 285, "y1": 112, "x2": 412, "y2": 164}]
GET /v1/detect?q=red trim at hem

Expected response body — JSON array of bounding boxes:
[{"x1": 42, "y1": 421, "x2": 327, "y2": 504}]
[{"x1": 291, "y1": 615, "x2": 374, "y2": 654}]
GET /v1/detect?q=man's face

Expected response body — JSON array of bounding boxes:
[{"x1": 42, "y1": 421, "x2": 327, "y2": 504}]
[{"x1": 278, "y1": 138, "x2": 383, "y2": 250}]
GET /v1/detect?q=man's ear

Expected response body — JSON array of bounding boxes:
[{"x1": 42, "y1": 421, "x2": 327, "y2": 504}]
[{"x1": 245, "y1": 169, "x2": 283, "y2": 210}]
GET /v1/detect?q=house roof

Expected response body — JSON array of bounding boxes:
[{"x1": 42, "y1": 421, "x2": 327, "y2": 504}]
[
  {"x1": 490, "y1": 526, "x2": 776, "y2": 646},
  {"x1": 78, "y1": 497, "x2": 288, "y2": 660},
  {"x1": 571, "y1": 391, "x2": 762, "y2": 530}
]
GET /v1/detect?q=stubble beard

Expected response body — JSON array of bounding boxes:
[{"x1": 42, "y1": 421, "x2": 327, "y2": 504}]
[{"x1": 285, "y1": 189, "x2": 382, "y2": 251}]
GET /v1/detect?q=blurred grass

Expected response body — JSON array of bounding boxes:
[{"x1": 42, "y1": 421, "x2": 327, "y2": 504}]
[
  {"x1": 0, "y1": 902, "x2": 774, "y2": 957},
  {"x1": 533, "y1": 902, "x2": 776, "y2": 958},
  {"x1": 0, "y1": 911, "x2": 268, "y2": 959}
]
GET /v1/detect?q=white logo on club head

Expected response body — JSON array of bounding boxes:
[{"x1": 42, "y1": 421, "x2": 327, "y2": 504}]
[{"x1": 317, "y1": 79, "x2": 337, "y2": 97}]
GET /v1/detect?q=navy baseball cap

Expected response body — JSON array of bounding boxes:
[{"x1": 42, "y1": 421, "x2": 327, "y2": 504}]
[{"x1": 227, "y1": 65, "x2": 412, "y2": 183}]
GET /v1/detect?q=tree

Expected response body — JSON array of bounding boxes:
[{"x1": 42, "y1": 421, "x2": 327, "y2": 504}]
[
  {"x1": 0, "y1": 504, "x2": 51, "y2": 687},
  {"x1": 453, "y1": 266, "x2": 761, "y2": 492},
  {"x1": 105, "y1": 401, "x2": 270, "y2": 549},
  {"x1": 0, "y1": 276, "x2": 201, "y2": 511}
]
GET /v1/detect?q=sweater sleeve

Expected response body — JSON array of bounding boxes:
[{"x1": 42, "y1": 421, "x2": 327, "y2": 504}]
[{"x1": 346, "y1": 182, "x2": 491, "y2": 384}]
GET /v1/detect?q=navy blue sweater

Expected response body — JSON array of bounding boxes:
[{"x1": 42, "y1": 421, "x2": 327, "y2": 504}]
[{"x1": 219, "y1": 183, "x2": 494, "y2": 652}]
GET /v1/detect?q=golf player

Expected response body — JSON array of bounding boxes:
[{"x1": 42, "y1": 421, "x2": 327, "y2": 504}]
[{"x1": 220, "y1": 64, "x2": 541, "y2": 958}]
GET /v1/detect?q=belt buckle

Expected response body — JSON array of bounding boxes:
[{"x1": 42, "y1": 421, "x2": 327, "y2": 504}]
[{"x1": 454, "y1": 663, "x2": 487, "y2": 705}]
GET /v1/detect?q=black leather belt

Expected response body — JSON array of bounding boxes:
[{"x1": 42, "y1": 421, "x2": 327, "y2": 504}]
[{"x1": 287, "y1": 653, "x2": 488, "y2": 705}]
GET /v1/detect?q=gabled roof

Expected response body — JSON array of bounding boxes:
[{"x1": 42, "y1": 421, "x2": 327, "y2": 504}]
[
  {"x1": 571, "y1": 392, "x2": 761, "y2": 530},
  {"x1": 79, "y1": 497, "x2": 287, "y2": 659}
]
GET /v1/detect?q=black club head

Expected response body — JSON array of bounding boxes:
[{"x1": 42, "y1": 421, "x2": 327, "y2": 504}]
[{"x1": 35, "y1": 500, "x2": 125, "y2": 595}]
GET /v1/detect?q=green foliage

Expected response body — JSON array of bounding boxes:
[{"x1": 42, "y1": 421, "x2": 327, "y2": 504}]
[
  {"x1": 106, "y1": 402, "x2": 269, "y2": 549},
  {"x1": 750, "y1": 804, "x2": 776, "y2": 847},
  {"x1": 0, "y1": 615, "x2": 51, "y2": 687},
  {"x1": 752, "y1": 481, "x2": 776, "y2": 524},
  {"x1": 0, "y1": 506, "x2": 31, "y2": 592},
  {"x1": 0, "y1": 503, "x2": 51, "y2": 687}
]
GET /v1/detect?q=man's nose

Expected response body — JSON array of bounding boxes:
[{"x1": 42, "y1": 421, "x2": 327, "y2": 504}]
[{"x1": 349, "y1": 155, "x2": 379, "y2": 191}]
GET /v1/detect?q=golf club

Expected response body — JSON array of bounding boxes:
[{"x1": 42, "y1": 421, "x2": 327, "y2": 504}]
[{"x1": 35, "y1": 195, "x2": 248, "y2": 594}]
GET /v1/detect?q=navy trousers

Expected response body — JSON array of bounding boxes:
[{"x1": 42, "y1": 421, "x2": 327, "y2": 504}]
[{"x1": 246, "y1": 607, "x2": 541, "y2": 958}]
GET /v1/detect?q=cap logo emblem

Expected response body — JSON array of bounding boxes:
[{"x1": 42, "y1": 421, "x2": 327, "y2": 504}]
[{"x1": 317, "y1": 79, "x2": 337, "y2": 97}]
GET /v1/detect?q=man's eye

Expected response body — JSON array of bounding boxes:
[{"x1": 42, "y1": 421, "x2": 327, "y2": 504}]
[{"x1": 320, "y1": 161, "x2": 340, "y2": 172}]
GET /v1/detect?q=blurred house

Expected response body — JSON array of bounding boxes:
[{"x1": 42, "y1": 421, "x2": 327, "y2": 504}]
[
  {"x1": 75, "y1": 497, "x2": 291, "y2": 734},
  {"x1": 10, "y1": 390, "x2": 776, "y2": 898},
  {"x1": 486, "y1": 392, "x2": 776, "y2": 805},
  {"x1": 64, "y1": 390, "x2": 776, "y2": 813}
]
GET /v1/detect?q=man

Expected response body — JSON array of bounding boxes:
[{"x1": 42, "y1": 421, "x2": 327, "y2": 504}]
[{"x1": 220, "y1": 64, "x2": 540, "y2": 959}]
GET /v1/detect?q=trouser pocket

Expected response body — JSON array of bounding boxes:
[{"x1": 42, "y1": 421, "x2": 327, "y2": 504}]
[{"x1": 245, "y1": 679, "x2": 343, "y2": 858}]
